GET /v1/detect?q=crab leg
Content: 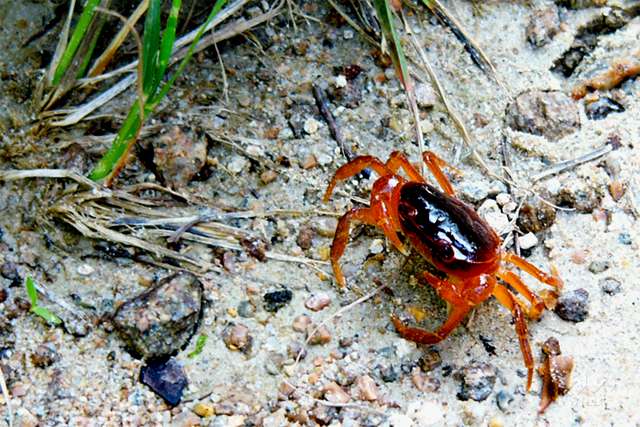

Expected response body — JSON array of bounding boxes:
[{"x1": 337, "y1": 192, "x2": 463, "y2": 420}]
[
  {"x1": 422, "y1": 151, "x2": 456, "y2": 196},
  {"x1": 502, "y1": 252, "x2": 563, "y2": 290},
  {"x1": 496, "y1": 269, "x2": 545, "y2": 320},
  {"x1": 323, "y1": 156, "x2": 391, "y2": 202}
]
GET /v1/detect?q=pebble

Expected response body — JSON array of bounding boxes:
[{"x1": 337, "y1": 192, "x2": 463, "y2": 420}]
[
  {"x1": 305, "y1": 293, "x2": 331, "y2": 311},
  {"x1": 588, "y1": 260, "x2": 610, "y2": 274},
  {"x1": 260, "y1": 170, "x2": 277, "y2": 184},
  {"x1": 365, "y1": 238, "x2": 384, "y2": 254},
  {"x1": 343, "y1": 29, "x2": 354, "y2": 40},
  {"x1": 312, "y1": 218, "x2": 337, "y2": 237},
  {"x1": 526, "y1": 7, "x2": 560, "y2": 47},
  {"x1": 263, "y1": 289, "x2": 293, "y2": 312},
  {"x1": 356, "y1": 375, "x2": 379, "y2": 401},
  {"x1": 377, "y1": 364, "x2": 400, "y2": 383},
  {"x1": 456, "y1": 362, "x2": 497, "y2": 401},
  {"x1": 488, "y1": 416, "x2": 505, "y2": 427},
  {"x1": 585, "y1": 97, "x2": 625, "y2": 120},
  {"x1": 237, "y1": 301, "x2": 255, "y2": 318},
  {"x1": 153, "y1": 126, "x2": 207, "y2": 188},
  {"x1": 496, "y1": 390, "x2": 514, "y2": 412},
  {"x1": 303, "y1": 117, "x2": 320, "y2": 134},
  {"x1": 495, "y1": 193, "x2": 511, "y2": 207},
  {"x1": 323, "y1": 381, "x2": 350, "y2": 403},
  {"x1": 296, "y1": 225, "x2": 315, "y2": 250},
  {"x1": 301, "y1": 154, "x2": 318, "y2": 169},
  {"x1": 222, "y1": 324, "x2": 253, "y2": 353},
  {"x1": 484, "y1": 211, "x2": 511, "y2": 235},
  {"x1": 555, "y1": 289, "x2": 589, "y2": 322},
  {"x1": 30, "y1": 343, "x2": 59, "y2": 368},
  {"x1": 415, "y1": 83, "x2": 437, "y2": 108},
  {"x1": 227, "y1": 156, "x2": 248, "y2": 174},
  {"x1": 335, "y1": 74, "x2": 348, "y2": 88},
  {"x1": 506, "y1": 90, "x2": 580, "y2": 140},
  {"x1": 140, "y1": 358, "x2": 188, "y2": 406},
  {"x1": 411, "y1": 368, "x2": 440, "y2": 392},
  {"x1": 418, "y1": 349, "x2": 442, "y2": 372},
  {"x1": 113, "y1": 272, "x2": 203, "y2": 360},
  {"x1": 518, "y1": 232, "x2": 538, "y2": 250},
  {"x1": 599, "y1": 277, "x2": 622, "y2": 295},
  {"x1": 193, "y1": 402, "x2": 215, "y2": 417},
  {"x1": 292, "y1": 315, "x2": 312, "y2": 332},
  {"x1": 518, "y1": 200, "x2": 556, "y2": 233},
  {"x1": 76, "y1": 263, "x2": 94, "y2": 276},
  {"x1": 306, "y1": 324, "x2": 331, "y2": 345}
]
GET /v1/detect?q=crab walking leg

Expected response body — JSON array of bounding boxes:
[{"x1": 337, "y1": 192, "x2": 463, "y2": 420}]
[
  {"x1": 386, "y1": 151, "x2": 425, "y2": 182},
  {"x1": 502, "y1": 252, "x2": 563, "y2": 290},
  {"x1": 493, "y1": 283, "x2": 534, "y2": 391},
  {"x1": 323, "y1": 156, "x2": 391, "y2": 202},
  {"x1": 497, "y1": 269, "x2": 545, "y2": 320},
  {"x1": 330, "y1": 207, "x2": 381, "y2": 287},
  {"x1": 422, "y1": 151, "x2": 456, "y2": 196},
  {"x1": 392, "y1": 271, "x2": 472, "y2": 344}
]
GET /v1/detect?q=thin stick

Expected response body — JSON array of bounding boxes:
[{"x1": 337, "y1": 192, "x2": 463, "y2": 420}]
[
  {"x1": 531, "y1": 145, "x2": 613, "y2": 183},
  {"x1": 312, "y1": 84, "x2": 353, "y2": 161},
  {"x1": 0, "y1": 364, "x2": 12, "y2": 427}
]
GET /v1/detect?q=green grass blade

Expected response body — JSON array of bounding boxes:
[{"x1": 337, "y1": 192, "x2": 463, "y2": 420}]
[
  {"x1": 25, "y1": 276, "x2": 38, "y2": 306},
  {"x1": 187, "y1": 334, "x2": 208, "y2": 358},
  {"x1": 159, "y1": 0, "x2": 182, "y2": 77},
  {"x1": 31, "y1": 307, "x2": 63, "y2": 326},
  {"x1": 142, "y1": 0, "x2": 163, "y2": 97},
  {"x1": 88, "y1": 102, "x2": 141, "y2": 180},
  {"x1": 52, "y1": 0, "x2": 101, "y2": 86},
  {"x1": 373, "y1": 0, "x2": 411, "y2": 91}
]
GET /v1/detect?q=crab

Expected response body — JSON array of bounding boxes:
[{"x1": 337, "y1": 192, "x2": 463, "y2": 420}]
[{"x1": 323, "y1": 150, "x2": 563, "y2": 389}]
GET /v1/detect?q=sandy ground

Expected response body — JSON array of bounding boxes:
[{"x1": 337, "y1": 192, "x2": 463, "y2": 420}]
[{"x1": 0, "y1": 1, "x2": 639, "y2": 426}]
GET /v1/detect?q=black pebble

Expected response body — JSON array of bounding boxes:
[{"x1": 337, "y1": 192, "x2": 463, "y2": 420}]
[
  {"x1": 140, "y1": 358, "x2": 188, "y2": 406},
  {"x1": 263, "y1": 289, "x2": 293, "y2": 312},
  {"x1": 555, "y1": 288, "x2": 589, "y2": 322}
]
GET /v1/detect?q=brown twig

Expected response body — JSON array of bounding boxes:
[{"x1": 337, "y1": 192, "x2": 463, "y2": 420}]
[{"x1": 312, "y1": 84, "x2": 353, "y2": 162}]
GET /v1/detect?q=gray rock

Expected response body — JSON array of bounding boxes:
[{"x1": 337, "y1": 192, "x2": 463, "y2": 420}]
[
  {"x1": 588, "y1": 260, "x2": 610, "y2": 274},
  {"x1": 456, "y1": 361, "x2": 497, "y2": 401},
  {"x1": 600, "y1": 277, "x2": 622, "y2": 295},
  {"x1": 140, "y1": 357, "x2": 187, "y2": 406},
  {"x1": 555, "y1": 288, "x2": 589, "y2": 322},
  {"x1": 526, "y1": 8, "x2": 560, "y2": 47},
  {"x1": 113, "y1": 272, "x2": 203, "y2": 360},
  {"x1": 496, "y1": 390, "x2": 514, "y2": 412},
  {"x1": 506, "y1": 90, "x2": 580, "y2": 140}
]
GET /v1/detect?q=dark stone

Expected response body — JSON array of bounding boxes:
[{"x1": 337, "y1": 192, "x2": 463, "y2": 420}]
[
  {"x1": 0, "y1": 262, "x2": 19, "y2": 285},
  {"x1": 496, "y1": 390, "x2": 514, "y2": 412},
  {"x1": 518, "y1": 201, "x2": 557, "y2": 233},
  {"x1": 30, "y1": 343, "x2": 59, "y2": 368},
  {"x1": 526, "y1": 7, "x2": 560, "y2": 47},
  {"x1": 113, "y1": 272, "x2": 203, "y2": 360},
  {"x1": 600, "y1": 277, "x2": 622, "y2": 295},
  {"x1": 140, "y1": 358, "x2": 188, "y2": 406},
  {"x1": 263, "y1": 289, "x2": 293, "y2": 312},
  {"x1": 479, "y1": 335, "x2": 498, "y2": 356},
  {"x1": 418, "y1": 349, "x2": 442, "y2": 372},
  {"x1": 586, "y1": 97, "x2": 625, "y2": 120},
  {"x1": 237, "y1": 300, "x2": 255, "y2": 318},
  {"x1": 456, "y1": 362, "x2": 497, "y2": 401},
  {"x1": 555, "y1": 288, "x2": 589, "y2": 322},
  {"x1": 618, "y1": 233, "x2": 632, "y2": 245},
  {"x1": 376, "y1": 364, "x2": 399, "y2": 383},
  {"x1": 506, "y1": 90, "x2": 580, "y2": 140}
]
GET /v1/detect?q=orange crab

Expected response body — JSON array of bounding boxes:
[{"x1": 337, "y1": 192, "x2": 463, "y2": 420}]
[{"x1": 323, "y1": 151, "x2": 563, "y2": 389}]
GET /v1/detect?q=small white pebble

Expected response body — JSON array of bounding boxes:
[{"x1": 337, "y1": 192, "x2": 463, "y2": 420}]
[
  {"x1": 343, "y1": 29, "x2": 354, "y2": 40},
  {"x1": 77, "y1": 264, "x2": 95, "y2": 276},
  {"x1": 415, "y1": 83, "x2": 437, "y2": 108},
  {"x1": 477, "y1": 199, "x2": 500, "y2": 217},
  {"x1": 518, "y1": 232, "x2": 539, "y2": 250},
  {"x1": 502, "y1": 201, "x2": 518, "y2": 213},
  {"x1": 227, "y1": 156, "x2": 248, "y2": 173},
  {"x1": 484, "y1": 211, "x2": 512, "y2": 235},
  {"x1": 316, "y1": 153, "x2": 333, "y2": 166},
  {"x1": 369, "y1": 239, "x2": 385, "y2": 254},
  {"x1": 335, "y1": 74, "x2": 348, "y2": 88},
  {"x1": 303, "y1": 117, "x2": 320, "y2": 134},
  {"x1": 495, "y1": 193, "x2": 512, "y2": 206}
]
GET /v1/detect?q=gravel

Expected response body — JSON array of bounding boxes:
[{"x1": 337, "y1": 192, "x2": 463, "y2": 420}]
[
  {"x1": 456, "y1": 362, "x2": 497, "y2": 402},
  {"x1": 554, "y1": 288, "x2": 590, "y2": 322}
]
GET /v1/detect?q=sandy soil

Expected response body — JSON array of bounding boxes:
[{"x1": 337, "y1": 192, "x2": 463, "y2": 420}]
[{"x1": 0, "y1": 1, "x2": 639, "y2": 426}]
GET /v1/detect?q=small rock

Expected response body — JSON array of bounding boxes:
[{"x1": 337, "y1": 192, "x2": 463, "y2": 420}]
[
  {"x1": 506, "y1": 90, "x2": 580, "y2": 140},
  {"x1": 555, "y1": 289, "x2": 589, "y2": 322},
  {"x1": 323, "y1": 381, "x2": 350, "y2": 404},
  {"x1": 368, "y1": 239, "x2": 385, "y2": 254},
  {"x1": 140, "y1": 358, "x2": 188, "y2": 406},
  {"x1": 303, "y1": 117, "x2": 320, "y2": 134},
  {"x1": 306, "y1": 324, "x2": 331, "y2": 345},
  {"x1": 377, "y1": 364, "x2": 400, "y2": 383},
  {"x1": 335, "y1": 74, "x2": 348, "y2": 88},
  {"x1": 222, "y1": 324, "x2": 253, "y2": 353},
  {"x1": 599, "y1": 277, "x2": 622, "y2": 295},
  {"x1": 193, "y1": 402, "x2": 215, "y2": 417},
  {"x1": 496, "y1": 390, "x2": 514, "y2": 412},
  {"x1": 292, "y1": 315, "x2": 312, "y2": 332},
  {"x1": 237, "y1": 301, "x2": 255, "y2": 318},
  {"x1": 260, "y1": 170, "x2": 277, "y2": 185},
  {"x1": 30, "y1": 343, "x2": 59, "y2": 368},
  {"x1": 305, "y1": 293, "x2": 331, "y2": 311},
  {"x1": 153, "y1": 126, "x2": 207, "y2": 189},
  {"x1": 526, "y1": 7, "x2": 560, "y2": 47},
  {"x1": 356, "y1": 375, "x2": 379, "y2": 401},
  {"x1": 0, "y1": 261, "x2": 19, "y2": 284},
  {"x1": 484, "y1": 211, "x2": 511, "y2": 235},
  {"x1": 585, "y1": 97, "x2": 625, "y2": 120},
  {"x1": 113, "y1": 272, "x2": 203, "y2": 360},
  {"x1": 227, "y1": 156, "x2": 248, "y2": 174},
  {"x1": 518, "y1": 200, "x2": 557, "y2": 233},
  {"x1": 518, "y1": 232, "x2": 539, "y2": 250},
  {"x1": 287, "y1": 341, "x2": 307, "y2": 360},
  {"x1": 618, "y1": 233, "x2": 632, "y2": 245},
  {"x1": 265, "y1": 352, "x2": 285, "y2": 375},
  {"x1": 415, "y1": 83, "x2": 437, "y2": 108},
  {"x1": 588, "y1": 260, "x2": 610, "y2": 274},
  {"x1": 495, "y1": 193, "x2": 512, "y2": 206},
  {"x1": 411, "y1": 368, "x2": 440, "y2": 392},
  {"x1": 456, "y1": 362, "x2": 497, "y2": 401},
  {"x1": 418, "y1": 349, "x2": 442, "y2": 372},
  {"x1": 263, "y1": 289, "x2": 293, "y2": 312},
  {"x1": 312, "y1": 217, "x2": 337, "y2": 237},
  {"x1": 301, "y1": 154, "x2": 318, "y2": 169},
  {"x1": 555, "y1": 183, "x2": 603, "y2": 213},
  {"x1": 488, "y1": 416, "x2": 505, "y2": 427},
  {"x1": 76, "y1": 264, "x2": 94, "y2": 276},
  {"x1": 297, "y1": 225, "x2": 315, "y2": 250}
]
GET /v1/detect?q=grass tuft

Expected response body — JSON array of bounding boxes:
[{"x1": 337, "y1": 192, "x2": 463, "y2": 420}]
[{"x1": 25, "y1": 277, "x2": 62, "y2": 326}]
